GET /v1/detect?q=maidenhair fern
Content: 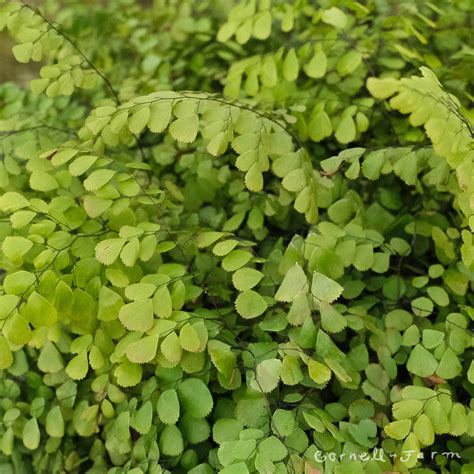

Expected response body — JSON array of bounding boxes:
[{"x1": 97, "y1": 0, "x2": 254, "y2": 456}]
[{"x1": 0, "y1": 1, "x2": 473, "y2": 474}]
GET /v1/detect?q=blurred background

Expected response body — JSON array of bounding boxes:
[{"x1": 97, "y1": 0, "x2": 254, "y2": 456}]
[
  {"x1": 1, "y1": 0, "x2": 42, "y2": 83},
  {"x1": 0, "y1": 0, "x2": 216, "y2": 84},
  {"x1": 0, "y1": 40, "x2": 39, "y2": 85}
]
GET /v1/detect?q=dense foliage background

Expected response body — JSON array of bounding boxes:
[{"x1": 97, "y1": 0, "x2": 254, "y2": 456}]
[{"x1": 0, "y1": 0, "x2": 473, "y2": 473}]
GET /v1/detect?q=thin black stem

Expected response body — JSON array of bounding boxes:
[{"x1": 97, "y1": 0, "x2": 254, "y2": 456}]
[{"x1": 21, "y1": 1, "x2": 121, "y2": 105}]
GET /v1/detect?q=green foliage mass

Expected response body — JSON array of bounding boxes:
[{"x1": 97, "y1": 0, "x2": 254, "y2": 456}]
[{"x1": 0, "y1": 0, "x2": 473, "y2": 473}]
